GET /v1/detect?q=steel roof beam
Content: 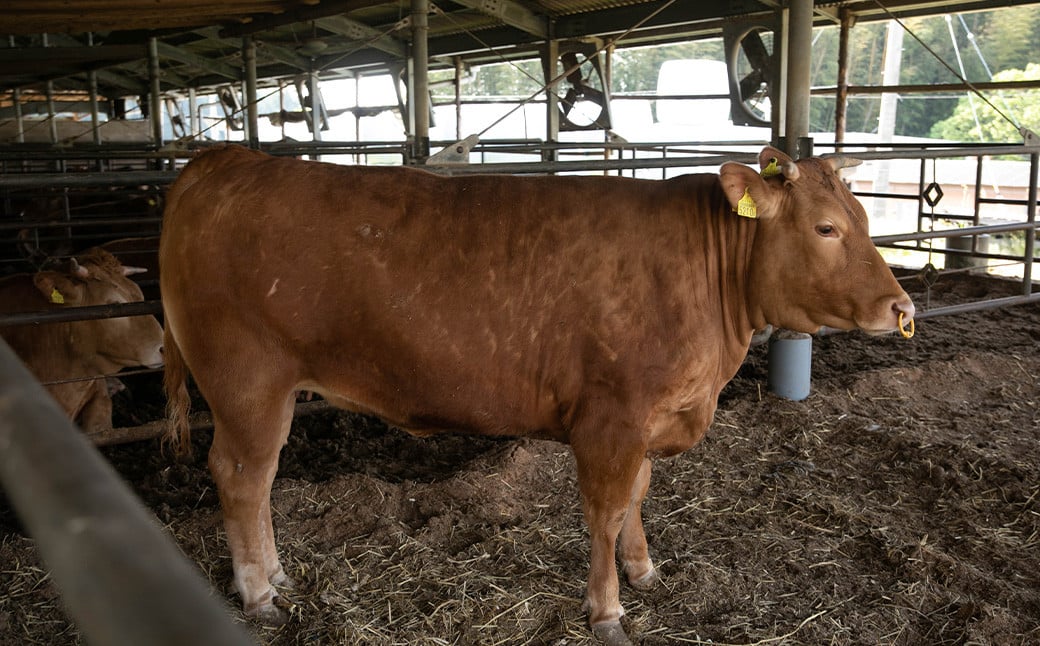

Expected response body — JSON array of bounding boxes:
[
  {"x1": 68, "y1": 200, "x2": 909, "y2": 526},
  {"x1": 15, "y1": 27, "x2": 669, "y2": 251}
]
[
  {"x1": 314, "y1": 16, "x2": 406, "y2": 58},
  {"x1": 154, "y1": 41, "x2": 241, "y2": 81},
  {"x1": 451, "y1": 0, "x2": 548, "y2": 39}
]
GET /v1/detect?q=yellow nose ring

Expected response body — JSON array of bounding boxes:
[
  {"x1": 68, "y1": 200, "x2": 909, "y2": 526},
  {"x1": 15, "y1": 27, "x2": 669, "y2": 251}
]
[{"x1": 898, "y1": 312, "x2": 915, "y2": 339}]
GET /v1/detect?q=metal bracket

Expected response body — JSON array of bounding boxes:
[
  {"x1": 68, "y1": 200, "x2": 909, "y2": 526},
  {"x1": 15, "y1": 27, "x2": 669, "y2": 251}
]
[{"x1": 426, "y1": 134, "x2": 479, "y2": 165}]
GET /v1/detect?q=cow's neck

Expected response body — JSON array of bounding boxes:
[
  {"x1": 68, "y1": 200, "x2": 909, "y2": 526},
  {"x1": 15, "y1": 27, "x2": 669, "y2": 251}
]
[{"x1": 688, "y1": 177, "x2": 761, "y2": 354}]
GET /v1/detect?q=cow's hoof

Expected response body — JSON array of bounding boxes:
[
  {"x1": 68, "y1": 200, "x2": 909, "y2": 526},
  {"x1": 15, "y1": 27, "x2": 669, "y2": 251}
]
[
  {"x1": 592, "y1": 620, "x2": 634, "y2": 646},
  {"x1": 249, "y1": 601, "x2": 289, "y2": 627},
  {"x1": 627, "y1": 567, "x2": 661, "y2": 591},
  {"x1": 271, "y1": 570, "x2": 295, "y2": 590}
]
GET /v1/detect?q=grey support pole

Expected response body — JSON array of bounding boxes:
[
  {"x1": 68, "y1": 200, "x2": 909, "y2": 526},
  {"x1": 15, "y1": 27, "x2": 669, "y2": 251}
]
[
  {"x1": 784, "y1": 0, "x2": 813, "y2": 158},
  {"x1": 243, "y1": 36, "x2": 259, "y2": 148},
  {"x1": 148, "y1": 37, "x2": 163, "y2": 146},
  {"x1": 771, "y1": 0, "x2": 815, "y2": 399},
  {"x1": 12, "y1": 87, "x2": 24, "y2": 143},
  {"x1": 309, "y1": 66, "x2": 322, "y2": 159},
  {"x1": 88, "y1": 33, "x2": 102, "y2": 146},
  {"x1": 834, "y1": 9, "x2": 852, "y2": 146},
  {"x1": 411, "y1": 0, "x2": 430, "y2": 162},
  {"x1": 543, "y1": 37, "x2": 559, "y2": 164}
]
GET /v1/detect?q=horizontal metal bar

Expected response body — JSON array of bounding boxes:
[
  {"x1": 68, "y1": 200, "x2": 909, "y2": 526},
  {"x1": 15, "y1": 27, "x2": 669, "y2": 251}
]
[
  {"x1": 872, "y1": 221, "x2": 1040, "y2": 246},
  {"x1": 812, "y1": 78, "x2": 1040, "y2": 95},
  {"x1": 427, "y1": 153, "x2": 746, "y2": 174},
  {"x1": 0, "y1": 300, "x2": 162, "y2": 327},
  {"x1": 0, "y1": 171, "x2": 179, "y2": 188},
  {"x1": 0, "y1": 339, "x2": 256, "y2": 646},
  {"x1": 818, "y1": 293, "x2": 1040, "y2": 337},
  {"x1": 0, "y1": 216, "x2": 163, "y2": 233},
  {"x1": 823, "y1": 144, "x2": 1040, "y2": 159},
  {"x1": 88, "y1": 400, "x2": 332, "y2": 447},
  {"x1": 914, "y1": 293, "x2": 1040, "y2": 319}
]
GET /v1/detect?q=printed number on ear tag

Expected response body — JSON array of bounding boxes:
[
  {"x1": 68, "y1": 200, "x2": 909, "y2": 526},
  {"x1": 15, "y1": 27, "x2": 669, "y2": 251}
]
[{"x1": 736, "y1": 188, "x2": 758, "y2": 219}]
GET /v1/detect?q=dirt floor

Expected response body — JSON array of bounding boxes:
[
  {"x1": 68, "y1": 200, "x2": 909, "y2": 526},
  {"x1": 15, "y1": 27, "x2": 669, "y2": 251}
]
[{"x1": 1, "y1": 271, "x2": 1038, "y2": 645}]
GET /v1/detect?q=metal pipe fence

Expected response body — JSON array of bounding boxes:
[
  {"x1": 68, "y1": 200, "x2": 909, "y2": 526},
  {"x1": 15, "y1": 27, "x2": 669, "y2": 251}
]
[{"x1": 0, "y1": 339, "x2": 257, "y2": 646}]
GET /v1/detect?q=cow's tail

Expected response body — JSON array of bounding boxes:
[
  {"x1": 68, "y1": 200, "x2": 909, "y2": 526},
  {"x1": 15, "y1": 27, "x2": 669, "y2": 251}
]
[{"x1": 162, "y1": 326, "x2": 193, "y2": 458}]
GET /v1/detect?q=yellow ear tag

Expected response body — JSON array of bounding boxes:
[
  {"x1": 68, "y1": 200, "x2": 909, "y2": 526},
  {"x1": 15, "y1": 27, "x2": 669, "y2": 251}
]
[
  {"x1": 761, "y1": 157, "x2": 782, "y2": 178},
  {"x1": 50, "y1": 288, "x2": 65, "y2": 304},
  {"x1": 736, "y1": 188, "x2": 758, "y2": 218}
]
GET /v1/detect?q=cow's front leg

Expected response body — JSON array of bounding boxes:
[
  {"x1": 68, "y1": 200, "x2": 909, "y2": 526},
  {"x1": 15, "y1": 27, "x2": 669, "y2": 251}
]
[
  {"x1": 77, "y1": 378, "x2": 113, "y2": 433},
  {"x1": 618, "y1": 458, "x2": 659, "y2": 590},
  {"x1": 572, "y1": 426, "x2": 647, "y2": 646}
]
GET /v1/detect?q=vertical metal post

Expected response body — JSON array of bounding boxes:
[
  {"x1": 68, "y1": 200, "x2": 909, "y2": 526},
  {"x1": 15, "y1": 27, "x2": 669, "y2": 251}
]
[
  {"x1": 43, "y1": 33, "x2": 59, "y2": 144},
  {"x1": 45, "y1": 80, "x2": 59, "y2": 143},
  {"x1": 9, "y1": 36, "x2": 24, "y2": 144},
  {"x1": 188, "y1": 87, "x2": 198, "y2": 137},
  {"x1": 543, "y1": 36, "x2": 559, "y2": 164},
  {"x1": 12, "y1": 87, "x2": 24, "y2": 143},
  {"x1": 148, "y1": 37, "x2": 163, "y2": 146},
  {"x1": 309, "y1": 66, "x2": 322, "y2": 159},
  {"x1": 88, "y1": 73, "x2": 102, "y2": 145},
  {"x1": 87, "y1": 33, "x2": 102, "y2": 147},
  {"x1": 243, "y1": 36, "x2": 259, "y2": 148},
  {"x1": 834, "y1": 9, "x2": 851, "y2": 146},
  {"x1": 784, "y1": 0, "x2": 812, "y2": 157},
  {"x1": 410, "y1": 0, "x2": 430, "y2": 162},
  {"x1": 1024, "y1": 153, "x2": 1038, "y2": 292},
  {"x1": 454, "y1": 56, "x2": 464, "y2": 141},
  {"x1": 0, "y1": 340, "x2": 258, "y2": 646}
]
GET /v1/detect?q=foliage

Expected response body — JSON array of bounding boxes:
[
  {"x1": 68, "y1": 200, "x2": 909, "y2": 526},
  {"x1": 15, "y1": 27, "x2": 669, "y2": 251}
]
[{"x1": 929, "y1": 64, "x2": 1040, "y2": 142}]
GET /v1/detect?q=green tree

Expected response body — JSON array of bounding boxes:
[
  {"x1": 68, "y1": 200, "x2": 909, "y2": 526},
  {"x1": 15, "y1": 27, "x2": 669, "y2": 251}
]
[
  {"x1": 929, "y1": 63, "x2": 1040, "y2": 142},
  {"x1": 978, "y1": 6, "x2": 1040, "y2": 74}
]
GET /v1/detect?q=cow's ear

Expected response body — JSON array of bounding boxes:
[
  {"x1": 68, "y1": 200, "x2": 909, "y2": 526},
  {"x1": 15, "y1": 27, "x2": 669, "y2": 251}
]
[
  {"x1": 719, "y1": 161, "x2": 779, "y2": 220},
  {"x1": 758, "y1": 146, "x2": 793, "y2": 170},
  {"x1": 33, "y1": 272, "x2": 82, "y2": 306}
]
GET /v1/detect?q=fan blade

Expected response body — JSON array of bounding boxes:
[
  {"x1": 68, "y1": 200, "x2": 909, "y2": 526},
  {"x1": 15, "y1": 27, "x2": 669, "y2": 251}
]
[
  {"x1": 741, "y1": 30, "x2": 771, "y2": 71},
  {"x1": 739, "y1": 70, "x2": 765, "y2": 99}
]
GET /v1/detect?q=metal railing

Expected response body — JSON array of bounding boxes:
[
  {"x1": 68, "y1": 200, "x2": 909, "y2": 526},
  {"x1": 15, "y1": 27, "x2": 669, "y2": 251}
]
[
  {"x1": 0, "y1": 338, "x2": 257, "y2": 646},
  {"x1": 819, "y1": 143, "x2": 1039, "y2": 315}
]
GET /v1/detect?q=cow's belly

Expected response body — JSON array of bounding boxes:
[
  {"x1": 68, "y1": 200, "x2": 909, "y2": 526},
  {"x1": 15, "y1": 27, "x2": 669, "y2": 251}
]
[{"x1": 298, "y1": 341, "x2": 568, "y2": 443}]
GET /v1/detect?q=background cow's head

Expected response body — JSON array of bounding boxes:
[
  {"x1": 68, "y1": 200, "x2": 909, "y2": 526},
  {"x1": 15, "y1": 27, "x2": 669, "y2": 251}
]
[
  {"x1": 719, "y1": 146, "x2": 914, "y2": 335},
  {"x1": 34, "y1": 248, "x2": 164, "y2": 369}
]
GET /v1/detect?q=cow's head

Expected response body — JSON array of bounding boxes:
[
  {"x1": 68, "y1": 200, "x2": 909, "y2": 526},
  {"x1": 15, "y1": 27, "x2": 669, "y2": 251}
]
[
  {"x1": 33, "y1": 248, "x2": 164, "y2": 368},
  {"x1": 720, "y1": 146, "x2": 914, "y2": 335}
]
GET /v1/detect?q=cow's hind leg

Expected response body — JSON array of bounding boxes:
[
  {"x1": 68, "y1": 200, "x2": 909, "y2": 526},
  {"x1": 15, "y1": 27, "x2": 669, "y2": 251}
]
[
  {"x1": 208, "y1": 389, "x2": 295, "y2": 625},
  {"x1": 618, "y1": 458, "x2": 660, "y2": 590}
]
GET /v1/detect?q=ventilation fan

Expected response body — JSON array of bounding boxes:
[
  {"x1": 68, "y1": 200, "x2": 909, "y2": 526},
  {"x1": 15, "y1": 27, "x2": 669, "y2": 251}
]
[
  {"x1": 724, "y1": 22, "x2": 777, "y2": 128},
  {"x1": 550, "y1": 42, "x2": 611, "y2": 131},
  {"x1": 217, "y1": 86, "x2": 244, "y2": 131}
]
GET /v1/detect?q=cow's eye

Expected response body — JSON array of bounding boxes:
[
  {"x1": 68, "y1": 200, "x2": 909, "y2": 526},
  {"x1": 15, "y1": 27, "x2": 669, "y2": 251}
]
[{"x1": 815, "y1": 224, "x2": 838, "y2": 238}]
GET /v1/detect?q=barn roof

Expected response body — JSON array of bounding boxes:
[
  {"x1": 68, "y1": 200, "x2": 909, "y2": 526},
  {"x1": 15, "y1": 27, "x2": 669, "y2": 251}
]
[{"x1": 0, "y1": 0, "x2": 1036, "y2": 97}]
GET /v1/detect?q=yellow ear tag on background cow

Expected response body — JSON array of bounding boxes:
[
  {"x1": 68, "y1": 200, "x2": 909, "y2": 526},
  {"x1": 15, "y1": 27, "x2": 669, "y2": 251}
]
[
  {"x1": 761, "y1": 157, "x2": 782, "y2": 178},
  {"x1": 50, "y1": 288, "x2": 65, "y2": 304},
  {"x1": 736, "y1": 188, "x2": 758, "y2": 218}
]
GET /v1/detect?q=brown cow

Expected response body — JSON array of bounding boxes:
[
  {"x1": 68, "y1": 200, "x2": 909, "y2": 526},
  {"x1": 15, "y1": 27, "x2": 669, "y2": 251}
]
[
  {"x1": 159, "y1": 145, "x2": 914, "y2": 645},
  {"x1": 0, "y1": 247, "x2": 164, "y2": 433}
]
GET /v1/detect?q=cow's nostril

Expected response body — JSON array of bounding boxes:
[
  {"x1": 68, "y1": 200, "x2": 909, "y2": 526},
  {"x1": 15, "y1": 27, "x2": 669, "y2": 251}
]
[{"x1": 893, "y1": 299, "x2": 916, "y2": 321}]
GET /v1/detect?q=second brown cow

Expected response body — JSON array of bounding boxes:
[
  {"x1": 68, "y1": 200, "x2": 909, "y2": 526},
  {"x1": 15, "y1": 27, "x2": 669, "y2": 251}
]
[
  {"x1": 0, "y1": 248, "x2": 164, "y2": 433},
  {"x1": 159, "y1": 145, "x2": 914, "y2": 645}
]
